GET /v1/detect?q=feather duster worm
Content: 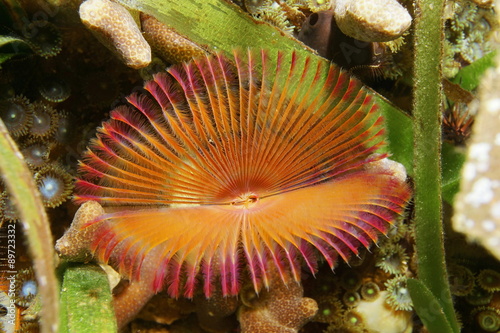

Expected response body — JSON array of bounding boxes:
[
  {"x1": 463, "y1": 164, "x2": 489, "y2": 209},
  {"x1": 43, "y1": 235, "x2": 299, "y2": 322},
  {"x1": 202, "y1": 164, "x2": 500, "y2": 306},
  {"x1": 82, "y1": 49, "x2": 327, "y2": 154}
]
[{"x1": 74, "y1": 50, "x2": 411, "y2": 298}]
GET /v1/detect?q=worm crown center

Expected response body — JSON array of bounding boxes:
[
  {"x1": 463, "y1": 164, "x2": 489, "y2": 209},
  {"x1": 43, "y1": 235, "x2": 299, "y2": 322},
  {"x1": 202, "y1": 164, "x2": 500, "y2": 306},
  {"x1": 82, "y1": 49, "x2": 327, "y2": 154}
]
[{"x1": 231, "y1": 193, "x2": 259, "y2": 209}]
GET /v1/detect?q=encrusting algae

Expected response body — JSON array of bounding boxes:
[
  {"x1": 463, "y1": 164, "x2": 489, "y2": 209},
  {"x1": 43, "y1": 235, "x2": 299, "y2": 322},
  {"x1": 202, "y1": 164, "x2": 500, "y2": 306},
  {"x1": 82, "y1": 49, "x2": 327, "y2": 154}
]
[{"x1": 57, "y1": 49, "x2": 411, "y2": 328}]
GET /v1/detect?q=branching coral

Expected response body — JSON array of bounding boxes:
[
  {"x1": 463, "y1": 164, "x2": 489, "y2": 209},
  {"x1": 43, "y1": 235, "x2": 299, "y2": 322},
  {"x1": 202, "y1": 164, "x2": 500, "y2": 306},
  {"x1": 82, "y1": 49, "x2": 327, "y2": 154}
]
[
  {"x1": 56, "y1": 200, "x2": 105, "y2": 261},
  {"x1": 331, "y1": 0, "x2": 412, "y2": 42},
  {"x1": 238, "y1": 271, "x2": 318, "y2": 333},
  {"x1": 194, "y1": 289, "x2": 239, "y2": 332},
  {"x1": 79, "y1": 0, "x2": 151, "y2": 69},
  {"x1": 140, "y1": 13, "x2": 208, "y2": 65}
]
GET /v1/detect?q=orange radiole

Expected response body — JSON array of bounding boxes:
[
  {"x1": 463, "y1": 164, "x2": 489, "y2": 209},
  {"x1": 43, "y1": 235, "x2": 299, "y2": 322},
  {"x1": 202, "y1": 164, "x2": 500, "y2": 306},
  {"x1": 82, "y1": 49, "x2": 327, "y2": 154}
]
[{"x1": 74, "y1": 50, "x2": 411, "y2": 298}]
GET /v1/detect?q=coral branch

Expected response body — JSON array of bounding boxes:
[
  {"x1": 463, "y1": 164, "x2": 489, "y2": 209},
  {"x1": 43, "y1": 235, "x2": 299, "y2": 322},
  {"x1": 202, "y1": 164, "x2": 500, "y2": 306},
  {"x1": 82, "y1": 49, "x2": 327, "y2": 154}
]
[{"x1": 79, "y1": 0, "x2": 151, "y2": 69}]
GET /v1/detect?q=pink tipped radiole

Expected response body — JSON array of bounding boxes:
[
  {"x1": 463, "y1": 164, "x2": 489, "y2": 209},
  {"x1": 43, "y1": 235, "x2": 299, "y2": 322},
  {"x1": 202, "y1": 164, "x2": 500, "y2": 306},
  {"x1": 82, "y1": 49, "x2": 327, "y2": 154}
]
[{"x1": 75, "y1": 50, "x2": 411, "y2": 298}]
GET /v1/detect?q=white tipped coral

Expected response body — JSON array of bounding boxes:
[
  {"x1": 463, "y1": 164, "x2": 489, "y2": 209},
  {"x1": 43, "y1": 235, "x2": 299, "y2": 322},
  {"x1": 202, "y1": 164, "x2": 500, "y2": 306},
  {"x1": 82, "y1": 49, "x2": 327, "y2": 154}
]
[
  {"x1": 332, "y1": 0, "x2": 412, "y2": 42},
  {"x1": 79, "y1": 0, "x2": 151, "y2": 69}
]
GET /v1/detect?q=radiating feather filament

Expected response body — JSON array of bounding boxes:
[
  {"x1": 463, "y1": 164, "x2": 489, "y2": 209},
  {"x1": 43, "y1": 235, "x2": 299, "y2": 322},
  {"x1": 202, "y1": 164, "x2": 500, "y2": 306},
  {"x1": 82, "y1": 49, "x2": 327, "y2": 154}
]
[{"x1": 75, "y1": 50, "x2": 411, "y2": 298}]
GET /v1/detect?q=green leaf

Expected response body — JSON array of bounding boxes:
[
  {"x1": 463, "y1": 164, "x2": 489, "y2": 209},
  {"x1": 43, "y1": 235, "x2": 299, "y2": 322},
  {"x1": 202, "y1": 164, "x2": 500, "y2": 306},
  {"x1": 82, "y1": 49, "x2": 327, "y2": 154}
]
[
  {"x1": 60, "y1": 264, "x2": 117, "y2": 333},
  {"x1": 452, "y1": 51, "x2": 496, "y2": 91},
  {"x1": 0, "y1": 119, "x2": 59, "y2": 333},
  {"x1": 441, "y1": 142, "x2": 465, "y2": 204},
  {"x1": 407, "y1": 279, "x2": 455, "y2": 333},
  {"x1": 0, "y1": 35, "x2": 30, "y2": 66},
  {"x1": 0, "y1": 35, "x2": 26, "y2": 47},
  {"x1": 412, "y1": 0, "x2": 460, "y2": 332},
  {"x1": 379, "y1": 98, "x2": 414, "y2": 176},
  {"x1": 0, "y1": 53, "x2": 17, "y2": 67}
]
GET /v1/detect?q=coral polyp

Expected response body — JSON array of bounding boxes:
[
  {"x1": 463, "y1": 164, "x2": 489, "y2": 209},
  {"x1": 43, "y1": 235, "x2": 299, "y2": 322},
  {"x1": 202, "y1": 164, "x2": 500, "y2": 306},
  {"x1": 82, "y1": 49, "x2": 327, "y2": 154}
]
[
  {"x1": 375, "y1": 243, "x2": 409, "y2": 275},
  {"x1": 14, "y1": 269, "x2": 37, "y2": 308},
  {"x1": 477, "y1": 269, "x2": 500, "y2": 292},
  {"x1": 20, "y1": 141, "x2": 52, "y2": 169},
  {"x1": 0, "y1": 96, "x2": 33, "y2": 138},
  {"x1": 34, "y1": 164, "x2": 74, "y2": 208},
  {"x1": 0, "y1": 191, "x2": 18, "y2": 222},
  {"x1": 360, "y1": 281, "x2": 380, "y2": 302},
  {"x1": 74, "y1": 50, "x2": 411, "y2": 298},
  {"x1": 385, "y1": 275, "x2": 413, "y2": 311},
  {"x1": 38, "y1": 77, "x2": 71, "y2": 103},
  {"x1": 473, "y1": 306, "x2": 500, "y2": 332},
  {"x1": 25, "y1": 22, "x2": 63, "y2": 59},
  {"x1": 448, "y1": 263, "x2": 475, "y2": 296},
  {"x1": 29, "y1": 101, "x2": 59, "y2": 139}
]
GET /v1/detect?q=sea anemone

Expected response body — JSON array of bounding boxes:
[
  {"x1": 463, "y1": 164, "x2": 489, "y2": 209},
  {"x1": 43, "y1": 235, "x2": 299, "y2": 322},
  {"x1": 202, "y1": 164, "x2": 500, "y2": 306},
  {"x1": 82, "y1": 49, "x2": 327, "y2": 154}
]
[{"x1": 74, "y1": 50, "x2": 411, "y2": 298}]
